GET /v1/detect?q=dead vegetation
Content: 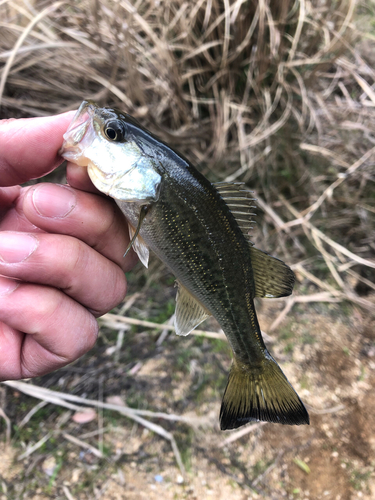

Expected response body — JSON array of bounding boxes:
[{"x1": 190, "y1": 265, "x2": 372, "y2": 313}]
[{"x1": 0, "y1": 0, "x2": 375, "y2": 499}]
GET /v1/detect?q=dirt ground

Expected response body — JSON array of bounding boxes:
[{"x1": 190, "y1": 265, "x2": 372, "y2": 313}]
[{"x1": 1, "y1": 290, "x2": 374, "y2": 500}]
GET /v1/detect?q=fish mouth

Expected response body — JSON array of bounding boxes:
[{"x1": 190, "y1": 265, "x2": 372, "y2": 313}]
[{"x1": 59, "y1": 100, "x2": 99, "y2": 164}]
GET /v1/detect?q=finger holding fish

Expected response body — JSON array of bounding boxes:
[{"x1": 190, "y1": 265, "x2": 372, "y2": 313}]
[
  {"x1": 66, "y1": 161, "x2": 101, "y2": 194},
  {"x1": 0, "y1": 277, "x2": 98, "y2": 381},
  {"x1": 21, "y1": 183, "x2": 138, "y2": 272},
  {"x1": 0, "y1": 110, "x2": 141, "y2": 382},
  {"x1": 0, "y1": 231, "x2": 127, "y2": 317}
]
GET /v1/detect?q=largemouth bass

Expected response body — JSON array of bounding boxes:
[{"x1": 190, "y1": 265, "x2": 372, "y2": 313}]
[{"x1": 60, "y1": 101, "x2": 309, "y2": 430}]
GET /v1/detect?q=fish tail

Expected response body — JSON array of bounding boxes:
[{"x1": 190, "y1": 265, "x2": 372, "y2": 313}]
[{"x1": 220, "y1": 351, "x2": 309, "y2": 430}]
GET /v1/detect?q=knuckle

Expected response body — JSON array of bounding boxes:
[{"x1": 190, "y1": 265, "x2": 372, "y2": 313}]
[
  {"x1": 74, "y1": 313, "x2": 99, "y2": 354},
  {"x1": 89, "y1": 268, "x2": 127, "y2": 317},
  {"x1": 28, "y1": 288, "x2": 64, "y2": 332},
  {"x1": 93, "y1": 206, "x2": 120, "y2": 248},
  {"x1": 57, "y1": 238, "x2": 89, "y2": 292},
  {"x1": 85, "y1": 315, "x2": 99, "y2": 350},
  {"x1": 43, "y1": 235, "x2": 128, "y2": 317}
]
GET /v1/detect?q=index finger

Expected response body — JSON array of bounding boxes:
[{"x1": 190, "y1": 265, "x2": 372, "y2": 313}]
[{"x1": 0, "y1": 111, "x2": 75, "y2": 187}]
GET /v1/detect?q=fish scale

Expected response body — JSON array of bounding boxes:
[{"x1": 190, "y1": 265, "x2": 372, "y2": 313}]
[{"x1": 60, "y1": 100, "x2": 310, "y2": 430}]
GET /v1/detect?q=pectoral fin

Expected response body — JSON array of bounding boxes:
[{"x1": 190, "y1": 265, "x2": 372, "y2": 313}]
[
  {"x1": 125, "y1": 205, "x2": 150, "y2": 268},
  {"x1": 175, "y1": 282, "x2": 211, "y2": 336},
  {"x1": 250, "y1": 246, "x2": 295, "y2": 298},
  {"x1": 127, "y1": 225, "x2": 149, "y2": 268}
]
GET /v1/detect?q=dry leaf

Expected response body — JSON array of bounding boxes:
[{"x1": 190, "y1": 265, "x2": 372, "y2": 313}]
[{"x1": 72, "y1": 409, "x2": 97, "y2": 424}]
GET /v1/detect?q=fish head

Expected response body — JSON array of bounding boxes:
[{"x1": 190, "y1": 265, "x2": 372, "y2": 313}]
[{"x1": 59, "y1": 100, "x2": 161, "y2": 202}]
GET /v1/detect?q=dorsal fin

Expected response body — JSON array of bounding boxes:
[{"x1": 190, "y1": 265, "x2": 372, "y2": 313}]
[
  {"x1": 250, "y1": 246, "x2": 295, "y2": 298},
  {"x1": 214, "y1": 182, "x2": 294, "y2": 299},
  {"x1": 214, "y1": 182, "x2": 256, "y2": 241}
]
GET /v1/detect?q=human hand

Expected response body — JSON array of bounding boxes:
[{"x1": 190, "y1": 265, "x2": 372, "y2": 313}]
[{"x1": 0, "y1": 112, "x2": 138, "y2": 381}]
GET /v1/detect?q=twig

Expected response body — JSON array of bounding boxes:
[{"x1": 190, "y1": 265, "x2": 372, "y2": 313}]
[
  {"x1": 269, "y1": 292, "x2": 341, "y2": 331},
  {"x1": 295, "y1": 265, "x2": 374, "y2": 311},
  {"x1": 118, "y1": 292, "x2": 142, "y2": 315},
  {"x1": 156, "y1": 314, "x2": 175, "y2": 346},
  {"x1": 219, "y1": 422, "x2": 266, "y2": 447},
  {"x1": 18, "y1": 400, "x2": 48, "y2": 429},
  {"x1": 0, "y1": 407, "x2": 11, "y2": 445},
  {"x1": 269, "y1": 297, "x2": 295, "y2": 332},
  {"x1": 113, "y1": 329, "x2": 125, "y2": 362},
  {"x1": 62, "y1": 486, "x2": 75, "y2": 500},
  {"x1": 78, "y1": 427, "x2": 112, "y2": 440},
  {"x1": 0, "y1": 42, "x2": 79, "y2": 59},
  {"x1": 62, "y1": 433, "x2": 103, "y2": 459},
  {"x1": 98, "y1": 376, "x2": 104, "y2": 456},
  {"x1": 100, "y1": 313, "x2": 227, "y2": 339},
  {"x1": 298, "y1": 145, "x2": 375, "y2": 220},
  {"x1": 287, "y1": 0, "x2": 305, "y2": 62},
  {"x1": 255, "y1": 195, "x2": 289, "y2": 232},
  {"x1": 254, "y1": 194, "x2": 305, "y2": 254},
  {"x1": 306, "y1": 403, "x2": 345, "y2": 415},
  {"x1": 310, "y1": 230, "x2": 346, "y2": 289},
  {"x1": 252, "y1": 451, "x2": 282, "y2": 487},
  {"x1": 345, "y1": 269, "x2": 375, "y2": 293},
  {"x1": 279, "y1": 195, "x2": 375, "y2": 270},
  {"x1": 17, "y1": 432, "x2": 52, "y2": 461},
  {"x1": 1, "y1": 380, "x2": 204, "y2": 425},
  {"x1": 2, "y1": 380, "x2": 187, "y2": 474},
  {"x1": 101, "y1": 312, "x2": 274, "y2": 344}
]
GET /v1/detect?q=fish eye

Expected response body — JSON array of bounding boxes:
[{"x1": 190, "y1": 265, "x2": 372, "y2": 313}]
[{"x1": 103, "y1": 121, "x2": 125, "y2": 142}]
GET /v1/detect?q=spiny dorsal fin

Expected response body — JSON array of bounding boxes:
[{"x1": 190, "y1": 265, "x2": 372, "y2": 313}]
[
  {"x1": 128, "y1": 224, "x2": 149, "y2": 268},
  {"x1": 214, "y1": 182, "x2": 256, "y2": 241},
  {"x1": 175, "y1": 282, "x2": 211, "y2": 336},
  {"x1": 214, "y1": 182, "x2": 294, "y2": 298},
  {"x1": 250, "y1": 246, "x2": 295, "y2": 298}
]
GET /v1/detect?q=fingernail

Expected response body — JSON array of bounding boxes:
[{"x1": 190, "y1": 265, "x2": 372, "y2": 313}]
[
  {"x1": 0, "y1": 276, "x2": 19, "y2": 296},
  {"x1": 0, "y1": 232, "x2": 38, "y2": 263},
  {"x1": 32, "y1": 184, "x2": 77, "y2": 218}
]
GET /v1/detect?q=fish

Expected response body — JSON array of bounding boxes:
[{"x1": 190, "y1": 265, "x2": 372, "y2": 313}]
[{"x1": 60, "y1": 100, "x2": 309, "y2": 430}]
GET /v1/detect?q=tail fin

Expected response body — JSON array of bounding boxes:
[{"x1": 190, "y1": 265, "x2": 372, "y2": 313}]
[{"x1": 220, "y1": 352, "x2": 309, "y2": 430}]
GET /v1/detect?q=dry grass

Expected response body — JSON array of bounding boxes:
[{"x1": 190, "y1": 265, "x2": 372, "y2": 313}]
[
  {"x1": 1, "y1": 1, "x2": 375, "y2": 498},
  {"x1": 1, "y1": 0, "x2": 373, "y2": 312}
]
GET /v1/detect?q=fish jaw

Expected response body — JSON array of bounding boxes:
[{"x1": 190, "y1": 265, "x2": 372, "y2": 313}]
[{"x1": 59, "y1": 101, "x2": 97, "y2": 166}]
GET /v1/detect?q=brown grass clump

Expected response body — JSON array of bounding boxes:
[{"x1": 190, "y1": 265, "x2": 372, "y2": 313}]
[{"x1": 1, "y1": 0, "x2": 373, "y2": 311}]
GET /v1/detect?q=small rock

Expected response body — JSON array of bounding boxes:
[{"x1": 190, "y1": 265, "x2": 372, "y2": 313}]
[{"x1": 42, "y1": 456, "x2": 57, "y2": 477}]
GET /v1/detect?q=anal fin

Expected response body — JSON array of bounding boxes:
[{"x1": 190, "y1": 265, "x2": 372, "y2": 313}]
[{"x1": 175, "y1": 282, "x2": 211, "y2": 336}]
